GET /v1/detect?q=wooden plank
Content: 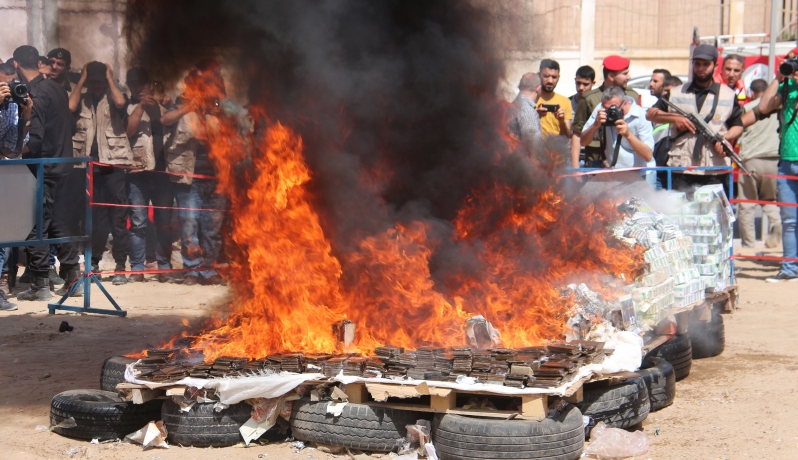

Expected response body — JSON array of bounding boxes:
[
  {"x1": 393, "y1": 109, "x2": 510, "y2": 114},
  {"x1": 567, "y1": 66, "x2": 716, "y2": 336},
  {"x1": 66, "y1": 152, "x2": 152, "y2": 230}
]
[
  {"x1": 563, "y1": 374, "x2": 589, "y2": 398},
  {"x1": 564, "y1": 385, "x2": 583, "y2": 403},
  {"x1": 520, "y1": 394, "x2": 547, "y2": 420},
  {"x1": 343, "y1": 382, "x2": 369, "y2": 404},
  {"x1": 366, "y1": 401, "x2": 527, "y2": 419},
  {"x1": 166, "y1": 386, "x2": 187, "y2": 396},
  {"x1": 642, "y1": 334, "x2": 672, "y2": 354},
  {"x1": 365, "y1": 382, "x2": 452, "y2": 402},
  {"x1": 116, "y1": 382, "x2": 149, "y2": 390},
  {"x1": 119, "y1": 387, "x2": 165, "y2": 404},
  {"x1": 430, "y1": 392, "x2": 457, "y2": 411}
]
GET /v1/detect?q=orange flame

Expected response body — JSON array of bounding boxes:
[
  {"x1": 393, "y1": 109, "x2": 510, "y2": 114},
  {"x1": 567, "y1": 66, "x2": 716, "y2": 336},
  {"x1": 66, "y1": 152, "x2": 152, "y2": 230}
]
[{"x1": 153, "y1": 80, "x2": 644, "y2": 361}]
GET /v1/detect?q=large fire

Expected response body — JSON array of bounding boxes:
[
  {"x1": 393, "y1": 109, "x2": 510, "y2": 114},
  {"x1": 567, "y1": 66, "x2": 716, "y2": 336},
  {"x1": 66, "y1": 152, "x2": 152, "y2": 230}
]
[{"x1": 147, "y1": 76, "x2": 645, "y2": 362}]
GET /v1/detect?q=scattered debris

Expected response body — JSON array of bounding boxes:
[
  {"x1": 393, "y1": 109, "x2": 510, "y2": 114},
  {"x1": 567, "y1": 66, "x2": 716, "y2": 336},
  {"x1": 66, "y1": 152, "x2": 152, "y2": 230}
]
[
  {"x1": 51, "y1": 417, "x2": 77, "y2": 431},
  {"x1": 124, "y1": 421, "x2": 169, "y2": 449},
  {"x1": 59, "y1": 321, "x2": 74, "y2": 333}
]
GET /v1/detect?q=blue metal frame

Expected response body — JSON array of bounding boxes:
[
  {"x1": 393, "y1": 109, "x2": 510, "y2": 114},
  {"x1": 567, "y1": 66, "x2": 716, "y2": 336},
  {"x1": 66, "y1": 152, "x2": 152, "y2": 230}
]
[
  {"x1": 577, "y1": 165, "x2": 736, "y2": 285},
  {"x1": 0, "y1": 157, "x2": 126, "y2": 317}
]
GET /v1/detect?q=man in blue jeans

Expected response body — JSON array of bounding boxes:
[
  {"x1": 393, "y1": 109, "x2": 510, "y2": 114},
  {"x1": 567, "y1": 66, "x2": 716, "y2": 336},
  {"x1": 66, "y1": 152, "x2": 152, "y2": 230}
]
[{"x1": 760, "y1": 66, "x2": 798, "y2": 282}]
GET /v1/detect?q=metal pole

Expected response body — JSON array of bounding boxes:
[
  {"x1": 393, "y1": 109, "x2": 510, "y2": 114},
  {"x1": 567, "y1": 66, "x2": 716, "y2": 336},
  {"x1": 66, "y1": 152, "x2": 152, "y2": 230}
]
[
  {"x1": 768, "y1": 0, "x2": 780, "y2": 81},
  {"x1": 83, "y1": 163, "x2": 92, "y2": 312}
]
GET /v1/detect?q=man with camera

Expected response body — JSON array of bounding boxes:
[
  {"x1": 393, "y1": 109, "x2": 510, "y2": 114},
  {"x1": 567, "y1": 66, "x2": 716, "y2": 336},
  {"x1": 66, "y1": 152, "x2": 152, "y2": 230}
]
[
  {"x1": 11, "y1": 46, "x2": 81, "y2": 302},
  {"x1": 572, "y1": 55, "x2": 639, "y2": 169},
  {"x1": 535, "y1": 59, "x2": 571, "y2": 139},
  {"x1": 69, "y1": 61, "x2": 132, "y2": 286},
  {"x1": 758, "y1": 56, "x2": 798, "y2": 282},
  {"x1": 579, "y1": 87, "x2": 655, "y2": 186},
  {"x1": 647, "y1": 44, "x2": 743, "y2": 193}
]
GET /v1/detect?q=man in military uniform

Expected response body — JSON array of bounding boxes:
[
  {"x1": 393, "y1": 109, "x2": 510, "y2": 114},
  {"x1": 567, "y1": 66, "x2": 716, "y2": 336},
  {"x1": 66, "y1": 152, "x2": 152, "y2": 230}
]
[{"x1": 571, "y1": 55, "x2": 639, "y2": 168}]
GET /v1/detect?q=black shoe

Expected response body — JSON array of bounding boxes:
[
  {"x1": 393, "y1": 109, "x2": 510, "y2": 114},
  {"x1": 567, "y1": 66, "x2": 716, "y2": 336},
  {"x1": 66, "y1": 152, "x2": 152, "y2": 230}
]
[
  {"x1": 200, "y1": 274, "x2": 228, "y2": 286},
  {"x1": 766, "y1": 272, "x2": 798, "y2": 283},
  {"x1": 55, "y1": 270, "x2": 84, "y2": 297},
  {"x1": 18, "y1": 268, "x2": 30, "y2": 284},
  {"x1": 17, "y1": 276, "x2": 52, "y2": 301},
  {"x1": 0, "y1": 291, "x2": 17, "y2": 311},
  {"x1": 157, "y1": 273, "x2": 172, "y2": 283},
  {"x1": 111, "y1": 274, "x2": 128, "y2": 285},
  {"x1": 183, "y1": 275, "x2": 199, "y2": 286},
  {"x1": 48, "y1": 265, "x2": 65, "y2": 285},
  {"x1": 90, "y1": 265, "x2": 103, "y2": 282}
]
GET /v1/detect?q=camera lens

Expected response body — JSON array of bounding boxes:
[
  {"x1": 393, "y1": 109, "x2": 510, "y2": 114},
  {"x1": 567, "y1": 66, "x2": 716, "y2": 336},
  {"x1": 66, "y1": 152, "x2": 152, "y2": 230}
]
[{"x1": 13, "y1": 86, "x2": 27, "y2": 97}]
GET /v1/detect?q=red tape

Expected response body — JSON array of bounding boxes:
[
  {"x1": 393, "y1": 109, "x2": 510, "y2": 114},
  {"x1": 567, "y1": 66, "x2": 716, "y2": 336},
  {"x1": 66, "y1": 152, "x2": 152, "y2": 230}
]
[
  {"x1": 90, "y1": 161, "x2": 217, "y2": 180},
  {"x1": 730, "y1": 198, "x2": 798, "y2": 208},
  {"x1": 91, "y1": 202, "x2": 226, "y2": 213},
  {"x1": 731, "y1": 254, "x2": 798, "y2": 263},
  {"x1": 735, "y1": 170, "x2": 798, "y2": 182},
  {"x1": 88, "y1": 265, "x2": 228, "y2": 276}
]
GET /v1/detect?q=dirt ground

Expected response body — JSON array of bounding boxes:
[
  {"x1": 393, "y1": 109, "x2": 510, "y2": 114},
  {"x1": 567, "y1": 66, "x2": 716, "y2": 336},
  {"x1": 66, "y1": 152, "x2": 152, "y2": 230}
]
[{"x1": 0, "y1": 245, "x2": 796, "y2": 460}]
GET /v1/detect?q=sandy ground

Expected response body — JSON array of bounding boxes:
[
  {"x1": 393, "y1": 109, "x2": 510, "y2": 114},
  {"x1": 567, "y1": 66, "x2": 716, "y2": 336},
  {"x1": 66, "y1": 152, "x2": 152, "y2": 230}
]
[{"x1": 0, "y1": 245, "x2": 796, "y2": 460}]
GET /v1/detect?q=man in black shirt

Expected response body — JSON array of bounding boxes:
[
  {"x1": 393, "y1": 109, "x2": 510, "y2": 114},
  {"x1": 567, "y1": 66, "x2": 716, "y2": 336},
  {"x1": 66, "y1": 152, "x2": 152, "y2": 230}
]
[
  {"x1": 647, "y1": 44, "x2": 743, "y2": 193},
  {"x1": 12, "y1": 46, "x2": 81, "y2": 301}
]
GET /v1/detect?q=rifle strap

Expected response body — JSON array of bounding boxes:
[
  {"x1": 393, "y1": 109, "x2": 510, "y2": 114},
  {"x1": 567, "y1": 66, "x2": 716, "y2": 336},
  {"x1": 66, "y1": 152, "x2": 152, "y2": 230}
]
[
  {"x1": 781, "y1": 79, "x2": 798, "y2": 131},
  {"x1": 610, "y1": 133, "x2": 622, "y2": 167},
  {"x1": 692, "y1": 83, "x2": 722, "y2": 160}
]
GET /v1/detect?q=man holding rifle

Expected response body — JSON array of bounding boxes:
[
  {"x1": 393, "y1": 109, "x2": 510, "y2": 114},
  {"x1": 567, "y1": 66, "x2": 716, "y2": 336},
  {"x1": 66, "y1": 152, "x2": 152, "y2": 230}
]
[
  {"x1": 647, "y1": 44, "x2": 743, "y2": 194},
  {"x1": 759, "y1": 58, "x2": 798, "y2": 282}
]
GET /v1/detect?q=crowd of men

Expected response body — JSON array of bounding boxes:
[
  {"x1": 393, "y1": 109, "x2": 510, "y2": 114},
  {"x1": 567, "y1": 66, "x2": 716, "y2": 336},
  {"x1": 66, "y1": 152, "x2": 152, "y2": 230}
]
[
  {"x1": 2, "y1": 41, "x2": 798, "y2": 311},
  {"x1": 0, "y1": 45, "x2": 228, "y2": 311},
  {"x1": 507, "y1": 43, "x2": 798, "y2": 284}
]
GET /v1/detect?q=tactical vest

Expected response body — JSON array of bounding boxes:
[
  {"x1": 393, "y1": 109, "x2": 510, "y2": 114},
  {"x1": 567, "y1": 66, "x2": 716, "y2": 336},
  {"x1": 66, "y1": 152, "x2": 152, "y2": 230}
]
[
  {"x1": 667, "y1": 83, "x2": 734, "y2": 174},
  {"x1": 127, "y1": 102, "x2": 167, "y2": 171},
  {"x1": 165, "y1": 111, "x2": 200, "y2": 185},
  {"x1": 73, "y1": 91, "x2": 135, "y2": 166}
]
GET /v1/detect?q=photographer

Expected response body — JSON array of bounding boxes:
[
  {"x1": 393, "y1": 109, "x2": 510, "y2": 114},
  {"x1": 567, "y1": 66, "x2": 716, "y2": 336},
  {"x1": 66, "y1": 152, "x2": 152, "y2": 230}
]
[
  {"x1": 11, "y1": 46, "x2": 81, "y2": 302},
  {"x1": 1, "y1": 63, "x2": 31, "y2": 158},
  {"x1": 759, "y1": 59, "x2": 798, "y2": 282},
  {"x1": 580, "y1": 86, "x2": 656, "y2": 186}
]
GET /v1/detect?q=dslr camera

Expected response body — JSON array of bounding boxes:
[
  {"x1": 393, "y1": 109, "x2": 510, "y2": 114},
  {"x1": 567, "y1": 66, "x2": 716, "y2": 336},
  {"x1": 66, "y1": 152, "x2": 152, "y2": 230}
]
[
  {"x1": 2, "y1": 78, "x2": 28, "y2": 108},
  {"x1": 780, "y1": 58, "x2": 798, "y2": 76},
  {"x1": 604, "y1": 105, "x2": 623, "y2": 125}
]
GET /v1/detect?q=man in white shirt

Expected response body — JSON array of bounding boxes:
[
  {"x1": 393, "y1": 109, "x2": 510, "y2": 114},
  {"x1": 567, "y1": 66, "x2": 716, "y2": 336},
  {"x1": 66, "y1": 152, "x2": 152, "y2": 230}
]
[{"x1": 580, "y1": 86, "x2": 656, "y2": 186}]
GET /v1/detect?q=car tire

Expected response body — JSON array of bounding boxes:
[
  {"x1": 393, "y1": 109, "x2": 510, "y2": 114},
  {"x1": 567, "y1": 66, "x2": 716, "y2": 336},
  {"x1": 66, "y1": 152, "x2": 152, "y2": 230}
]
[
  {"x1": 575, "y1": 377, "x2": 650, "y2": 438},
  {"x1": 638, "y1": 356, "x2": 675, "y2": 411},
  {"x1": 161, "y1": 399, "x2": 254, "y2": 447},
  {"x1": 431, "y1": 405, "x2": 585, "y2": 460},
  {"x1": 690, "y1": 309, "x2": 725, "y2": 359},
  {"x1": 290, "y1": 399, "x2": 427, "y2": 453},
  {"x1": 648, "y1": 333, "x2": 692, "y2": 381},
  {"x1": 100, "y1": 356, "x2": 136, "y2": 391},
  {"x1": 50, "y1": 389, "x2": 163, "y2": 441}
]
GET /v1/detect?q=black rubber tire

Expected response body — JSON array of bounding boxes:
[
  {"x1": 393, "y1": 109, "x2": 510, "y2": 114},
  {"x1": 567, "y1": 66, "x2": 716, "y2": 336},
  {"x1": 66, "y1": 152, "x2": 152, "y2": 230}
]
[
  {"x1": 431, "y1": 405, "x2": 585, "y2": 460},
  {"x1": 162, "y1": 399, "x2": 252, "y2": 447},
  {"x1": 690, "y1": 310, "x2": 725, "y2": 359},
  {"x1": 638, "y1": 356, "x2": 675, "y2": 411},
  {"x1": 576, "y1": 377, "x2": 650, "y2": 438},
  {"x1": 50, "y1": 389, "x2": 163, "y2": 441},
  {"x1": 649, "y1": 333, "x2": 692, "y2": 381},
  {"x1": 290, "y1": 399, "x2": 427, "y2": 453},
  {"x1": 100, "y1": 356, "x2": 135, "y2": 391}
]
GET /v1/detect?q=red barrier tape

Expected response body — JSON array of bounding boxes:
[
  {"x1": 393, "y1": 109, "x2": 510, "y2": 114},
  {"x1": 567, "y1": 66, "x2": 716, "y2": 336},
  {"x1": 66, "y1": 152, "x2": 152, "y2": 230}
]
[
  {"x1": 729, "y1": 198, "x2": 798, "y2": 208},
  {"x1": 735, "y1": 170, "x2": 798, "y2": 182},
  {"x1": 90, "y1": 161, "x2": 217, "y2": 181},
  {"x1": 91, "y1": 202, "x2": 226, "y2": 213},
  {"x1": 731, "y1": 254, "x2": 798, "y2": 263}
]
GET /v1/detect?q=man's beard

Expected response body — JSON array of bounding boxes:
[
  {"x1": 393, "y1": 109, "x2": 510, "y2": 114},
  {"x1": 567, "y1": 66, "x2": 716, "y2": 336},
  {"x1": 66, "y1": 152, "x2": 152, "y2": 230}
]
[
  {"x1": 543, "y1": 85, "x2": 555, "y2": 93},
  {"x1": 694, "y1": 72, "x2": 713, "y2": 84}
]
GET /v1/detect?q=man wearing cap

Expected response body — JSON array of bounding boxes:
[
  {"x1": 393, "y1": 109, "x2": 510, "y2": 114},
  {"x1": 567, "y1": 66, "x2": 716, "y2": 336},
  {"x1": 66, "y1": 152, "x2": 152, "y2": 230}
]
[
  {"x1": 647, "y1": 44, "x2": 743, "y2": 193},
  {"x1": 124, "y1": 67, "x2": 174, "y2": 283},
  {"x1": 47, "y1": 48, "x2": 73, "y2": 94},
  {"x1": 68, "y1": 61, "x2": 133, "y2": 286},
  {"x1": 571, "y1": 55, "x2": 638, "y2": 169},
  {"x1": 10, "y1": 46, "x2": 81, "y2": 302}
]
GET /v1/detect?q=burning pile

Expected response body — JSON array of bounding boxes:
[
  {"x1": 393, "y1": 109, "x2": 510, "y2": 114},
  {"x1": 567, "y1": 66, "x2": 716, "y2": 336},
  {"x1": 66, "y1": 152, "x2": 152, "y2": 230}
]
[{"x1": 124, "y1": 0, "x2": 646, "y2": 363}]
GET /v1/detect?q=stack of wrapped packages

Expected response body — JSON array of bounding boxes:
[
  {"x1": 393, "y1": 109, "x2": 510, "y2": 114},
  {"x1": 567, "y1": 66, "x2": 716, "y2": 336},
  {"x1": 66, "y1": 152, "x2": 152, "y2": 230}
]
[
  {"x1": 676, "y1": 185, "x2": 735, "y2": 293},
  {"x1": 614, "y1": 198, "x2": 698, "y2": 329}
]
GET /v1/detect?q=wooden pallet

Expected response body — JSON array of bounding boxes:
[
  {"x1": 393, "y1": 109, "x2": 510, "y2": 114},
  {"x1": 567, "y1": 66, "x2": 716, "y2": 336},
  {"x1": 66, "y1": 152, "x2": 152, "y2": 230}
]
[
  {"x1": 340, "y1": 375, "x2": 588, "y2": 421},
  {"x1": 117, "y1": 375, "x2": 587, "y2": 422}
]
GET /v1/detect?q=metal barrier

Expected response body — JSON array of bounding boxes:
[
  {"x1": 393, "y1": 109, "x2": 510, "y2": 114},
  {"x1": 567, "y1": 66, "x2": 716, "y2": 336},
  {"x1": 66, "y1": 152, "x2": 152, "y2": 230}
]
[{"x1": 0, "y1": 157, "x2": 125, "y2": 317}]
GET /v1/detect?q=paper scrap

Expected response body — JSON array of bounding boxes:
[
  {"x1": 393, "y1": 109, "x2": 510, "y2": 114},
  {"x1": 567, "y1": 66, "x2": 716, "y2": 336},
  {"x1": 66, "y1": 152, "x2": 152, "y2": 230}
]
[
  {"x1": 326, "y1": 401, "x2": 348, "y2": 417},
  {"x1": 124, "y1": 421, "x2": 169, "y2": 449},
  {"x1": 240, "y1": 417, "x2": 276, "y2": 446},
  {"x1": 331, "y1": 386, "x2": 349, "y2": 402}
]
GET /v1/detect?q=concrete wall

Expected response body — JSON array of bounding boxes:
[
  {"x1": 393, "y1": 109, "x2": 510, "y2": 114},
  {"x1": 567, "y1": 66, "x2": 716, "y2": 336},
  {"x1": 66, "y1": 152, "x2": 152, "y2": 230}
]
[{"x1": 0, "y1": 0, "x2": 126, "y2": 79}]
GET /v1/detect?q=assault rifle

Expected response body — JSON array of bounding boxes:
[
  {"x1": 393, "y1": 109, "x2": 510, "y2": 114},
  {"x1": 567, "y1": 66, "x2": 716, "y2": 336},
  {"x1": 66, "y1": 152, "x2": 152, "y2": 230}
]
[{"x1": 659, "y1": 97, "x2": 752, "y2": 175}]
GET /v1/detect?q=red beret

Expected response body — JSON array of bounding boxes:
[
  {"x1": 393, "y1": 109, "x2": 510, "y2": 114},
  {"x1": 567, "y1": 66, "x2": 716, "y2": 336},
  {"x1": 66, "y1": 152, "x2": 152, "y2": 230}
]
[{"x1": 603, "y1": 55, "x2": 630, "y2": 72}]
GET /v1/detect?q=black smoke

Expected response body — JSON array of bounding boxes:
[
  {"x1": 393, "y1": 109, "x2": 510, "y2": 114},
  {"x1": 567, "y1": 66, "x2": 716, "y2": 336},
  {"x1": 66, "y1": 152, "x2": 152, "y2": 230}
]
[{"x1": 124, "y1": 0, "x2": 555, "y2": 289}]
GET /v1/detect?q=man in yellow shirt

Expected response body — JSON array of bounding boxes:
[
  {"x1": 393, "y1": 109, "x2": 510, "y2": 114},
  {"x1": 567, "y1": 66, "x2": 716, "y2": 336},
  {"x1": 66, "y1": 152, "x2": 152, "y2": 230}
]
[{"x1": 535, "y1": 59, "x2": 572, "y2": 138}]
